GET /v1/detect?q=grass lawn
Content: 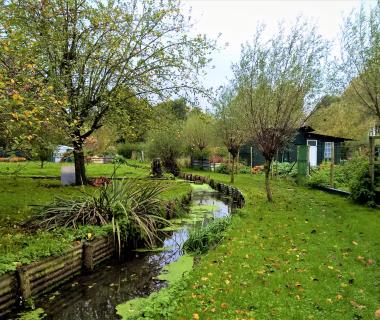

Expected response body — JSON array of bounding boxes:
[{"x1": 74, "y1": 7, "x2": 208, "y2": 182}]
[
  {"x1": 168, "y1": 170, "x2": 380, "y2": 319},
  {"x1": 0, "y1": 160, "x2": 150, "y2": 177}
]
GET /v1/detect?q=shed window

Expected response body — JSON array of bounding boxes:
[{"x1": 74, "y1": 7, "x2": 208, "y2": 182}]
[{"x1": 324, "y1": 142, "x2": 333, "y2": 160}]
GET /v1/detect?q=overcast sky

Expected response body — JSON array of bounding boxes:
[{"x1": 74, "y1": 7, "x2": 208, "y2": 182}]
[{"x1": 181, "y1": 0, "x2": 376, "y2": 107}]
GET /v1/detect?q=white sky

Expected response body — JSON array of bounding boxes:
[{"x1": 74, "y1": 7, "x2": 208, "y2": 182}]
[{"x1": 181, "y1": 0, "x2": 376, "y2": 106}]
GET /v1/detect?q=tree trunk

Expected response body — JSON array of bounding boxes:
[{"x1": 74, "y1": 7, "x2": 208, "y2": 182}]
[
  {"x1": 230, "y1": 155, "x2": 236, "y2": 183},
  {"x1": 40, "y1": 160, "x2": 44, "y2": 169},
  {"x1": 72, "y1": 137, "x2": 86, "y2": 185},
  {"x1": 264, "y1": 158, "x2": 273, "y2": 202}
]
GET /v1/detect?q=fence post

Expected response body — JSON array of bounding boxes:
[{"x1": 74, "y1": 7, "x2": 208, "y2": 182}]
[
  {"x1": 83, "y1": 243, "x2": 95, "y2": 272},
  {"x1": 297, "y1": 145, "x2": 308, "y2": 184},
  {"x1": 369, "y1": 136, "x2": 375, "y2": 190},
  {"x1": 17, "y1": 268, "x2": 31, "y2": 301},
  {"x1": 330, "y1": 143, "x2": 335, "y2": 188},
  {"x1": 250, "y1": 146, "x2": 253, "y2": 174}
]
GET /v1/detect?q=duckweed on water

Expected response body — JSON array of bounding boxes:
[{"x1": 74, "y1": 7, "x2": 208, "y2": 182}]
[
  {"x1": 190, "y1": 183, "x2": 214, "y2": 192},
  {"x1": 17, "y1": 308, "x2": 46, "y2": 320},
  {"x1": 155, "y1": 255, "x2": 193, "y2": 284},
  {"x1": 116, "y1": 255, "x2": 193, "y2": 320},
  {"x1": 133, "y1": 246, "x2": 172, "y2": 253}
]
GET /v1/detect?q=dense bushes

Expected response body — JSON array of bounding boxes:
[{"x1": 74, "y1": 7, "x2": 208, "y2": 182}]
[
  {"x1": 272, "y1": 161, "x2": 297, "y2": 177},
  {"x1": 350, "y1": 162, "x2": 379, "y2": 206},
  {"x1": 215, "y1": 163, "x2": 252, "y2": 174},
  {"x1": 307, "y1": 156, "x2": 379, "y2": 206},
  {"x1": 117, "y1": 142, "x2": 143, "y2": 159}
]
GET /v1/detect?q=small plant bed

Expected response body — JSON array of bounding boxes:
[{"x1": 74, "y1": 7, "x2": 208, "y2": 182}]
[{"x1": 144, "y1": 169, "x2": 380, "y2": 319}]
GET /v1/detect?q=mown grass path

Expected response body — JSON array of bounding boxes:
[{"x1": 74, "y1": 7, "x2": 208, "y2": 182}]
[{"x1": 171, "y1": 171, "x2": 380, "y2": 319}]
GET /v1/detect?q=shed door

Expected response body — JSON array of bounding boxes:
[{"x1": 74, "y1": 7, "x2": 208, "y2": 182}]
[{"x1": 307, "y1": 140, "x2": 318, "y2": 167}]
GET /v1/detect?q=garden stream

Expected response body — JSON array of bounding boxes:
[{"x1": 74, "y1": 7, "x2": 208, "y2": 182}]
[{"x1": 11, "y1": 183, "x2": 233, "y2": 320}]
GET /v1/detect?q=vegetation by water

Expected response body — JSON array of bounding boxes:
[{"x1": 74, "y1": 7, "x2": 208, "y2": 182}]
[
  {"x1": 16, "y1": 307, "x2": 46, "y2": 320},
  {"x1": 116, "y1": 255, "x2": 194, "y2": 320},
  {"x1": 32, "y1": 179, "x2": 169, "y2": 249},
  {"x1": 183, "y1": 217, "x2": 231, "y2": 254}
]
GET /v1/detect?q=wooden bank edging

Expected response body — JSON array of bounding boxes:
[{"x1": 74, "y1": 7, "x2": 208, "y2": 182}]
[
  {"x1": 178, "y1": 172, "x2": 245, "y2": 208},
  {"x1": 312, "y1": 185, "x2": 351, "y2": 197},
  {"x1": 0, "y1": 236, "x2": 115, "y2": 317}
]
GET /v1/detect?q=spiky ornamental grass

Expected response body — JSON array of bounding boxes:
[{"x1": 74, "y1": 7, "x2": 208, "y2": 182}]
[{"x1": 32, "y1": 179, "x2": 169, "y2": 250}]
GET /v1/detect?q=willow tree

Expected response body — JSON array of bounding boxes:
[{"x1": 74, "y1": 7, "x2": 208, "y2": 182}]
[
  {"x1": 4, "y1": 0, "x2": 215, "y2": 184},
  {"x1": 183, "y1": 111, "x2": 213, "y2": 164},
  {"x1": 339, "y1": 3, "x2": 380, "y2": 122},
  {"x1": 214, "y1": 85, "x2": 248, "y2": 183},
  {"x1": 234, "y1": 22, "x2": 328, "y2": 201}
]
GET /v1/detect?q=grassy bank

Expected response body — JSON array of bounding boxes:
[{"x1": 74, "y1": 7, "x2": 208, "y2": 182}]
[
  {"x1": 0, "y1": 166, "x2": 191, "y2": 276},
  {"x1": 164, "y1": 171, "x2": 380, "y2": 319}
]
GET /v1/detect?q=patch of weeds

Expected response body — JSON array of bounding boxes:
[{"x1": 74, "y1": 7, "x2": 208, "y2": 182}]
[
  {"x1": 17, "y1": 308, "x2": 46, "y2": 320},
  {"x1": 183, "y1": 217, "x2": 231, "y2": 254}
]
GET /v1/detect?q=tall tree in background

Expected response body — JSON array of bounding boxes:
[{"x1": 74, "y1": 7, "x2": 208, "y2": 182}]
[
  {"x1": 183, "y1": 111, "x2": 213, "y2": 165},
  {"x1": 339, "y1": 3, "x2": 380, "y2": 122},
  {"x1": 215, "y1": 86, "x2": 248, "y2": 183},
  {"x1": 235, "y1": 21, "x2": 328, "y2": 201},
  {"x1": 4, "y1": 0, "x2": 215, "y2": 184},
  {"x1": 146, "y1": 120, "x2": 184, "y2": 175}
]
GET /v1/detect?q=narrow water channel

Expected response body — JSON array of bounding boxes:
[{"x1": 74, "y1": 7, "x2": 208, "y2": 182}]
[{"x1": 11, "y1": 183, "x2": 233, "y2": 320}]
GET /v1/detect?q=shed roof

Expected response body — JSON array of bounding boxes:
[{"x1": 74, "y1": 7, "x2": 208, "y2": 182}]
[{"x1": 299, "y1": 126, "x2": 353, "y2": 141}]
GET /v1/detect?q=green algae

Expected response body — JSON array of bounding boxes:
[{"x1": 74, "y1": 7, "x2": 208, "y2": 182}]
[
  {"x1": 159, "y1": 225, "x2": 183, "y2": 231},
  {"x1": 17, "y1": 308, "x2": 46, "y2": 320},
  {"x1": 190, "y1": 183, "x2": 214, "y2": 192},
  {"x1": 155, "y1": 254, "x2": 193, "y2": 284},
  {"x1": 190, "y1": 204, "x2": 219, "y2": 213},
  {"x1": 133, "y1": 246, "x2": 172, "y2": 253},
  {"x1": 116, "y1": 255, "x2": 193, "y2": 320}
]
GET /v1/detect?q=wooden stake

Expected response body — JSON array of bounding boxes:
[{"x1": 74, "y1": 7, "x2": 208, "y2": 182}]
[
  {"x1": 250, "y1": 146, "x2": 253, "y2": 173},
  {"x1": 330, "y1": 143, "x2": 335, "y2": 188}
]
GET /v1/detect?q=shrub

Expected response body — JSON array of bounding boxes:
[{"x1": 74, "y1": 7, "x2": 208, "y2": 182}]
[
  {"x1": 183, "y1": 217, "x2": 231, "y2": 254},
  {"x1": 31, "y1": 179, "x2": 169, "y2": 248},
  {"x1": 306, "y1": 156, "x2": 379, "y2": 206},
  {"x1": 349, "y1": 160, "x2": 379, "y2": 206},
  {"x1": 215, "y1": 163, "x2": 230, "y2": 174},
  {"x1": 113, "y1": 154, "x2": 127, "y2": 164},
  {"x1": 117, "y1": 142, "x2": 143, "y2": 159},
  {"x1": 307, "y1": 166, "x2": 330, "y2": 187},
  {"x1": 146, "y1": 121, "x2": 184, "y2": 175},
  {"x1": 272, "y1": 161, "x2": 297, "y2": 177},
  {"x1": 215, "y1": 163, "x2": 251, "y2": 175},
  {"x1": 238, "y1": 165, "x2": 252, "y2": 174}
]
